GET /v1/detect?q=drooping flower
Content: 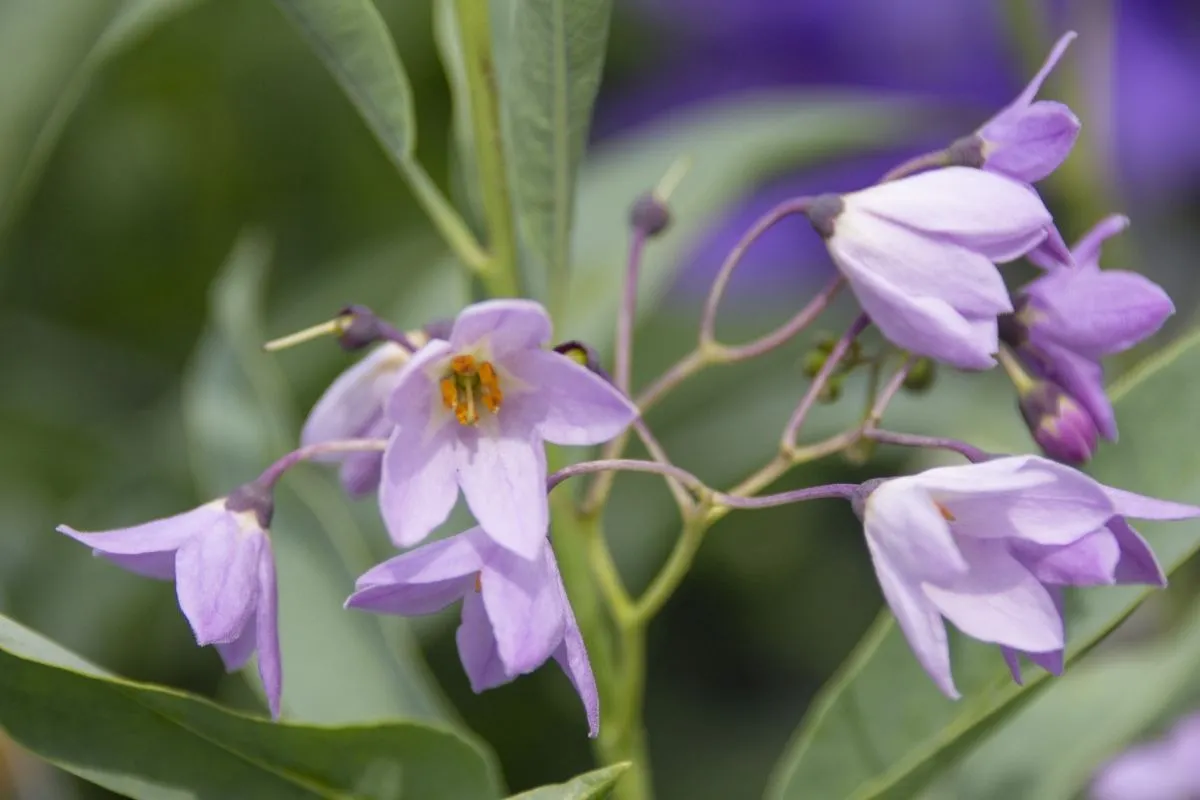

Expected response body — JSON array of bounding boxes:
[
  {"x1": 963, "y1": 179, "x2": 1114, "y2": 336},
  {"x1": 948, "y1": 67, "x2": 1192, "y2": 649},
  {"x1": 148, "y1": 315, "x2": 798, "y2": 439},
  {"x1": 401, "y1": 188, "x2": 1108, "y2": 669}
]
[
  {"x1": 856, "y1": 456, "x2": 1198, "y2": 697},
  {"x1": 1090, "y1": 712, "x2": 1200, "y2": 800},
  {"x1": 1002, "y1": 214, "x2": 1175, "y2": 441},
  {"x1": 379, "y1": 299, "x2": 637, "y2": 558},
  {"x1": 807, "y1": 166, "x2": 1051, "y2": 369},
  {"x1": 346, "y1": 527, "x2": 599, "y2": 736},
  {"x1": 58, "y1": 483, "x2": 282, "y2": 717}
]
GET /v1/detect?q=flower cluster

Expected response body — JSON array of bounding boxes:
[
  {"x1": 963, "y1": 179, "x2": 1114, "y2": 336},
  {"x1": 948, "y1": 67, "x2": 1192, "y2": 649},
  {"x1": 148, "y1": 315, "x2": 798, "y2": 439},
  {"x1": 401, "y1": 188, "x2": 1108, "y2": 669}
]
[{"x1": 55, "y1": 30, "x2": 1196, "y2": 747}]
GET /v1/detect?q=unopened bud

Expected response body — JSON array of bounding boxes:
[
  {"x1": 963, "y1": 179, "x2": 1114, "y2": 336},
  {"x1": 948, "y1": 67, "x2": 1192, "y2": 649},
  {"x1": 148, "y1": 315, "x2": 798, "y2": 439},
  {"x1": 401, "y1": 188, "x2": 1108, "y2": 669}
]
[
  {"x1": 630, "y1": 193, "x2": 671, "y2": 237},
  {"x1": 554, "y1": 340, "x2": 613, "y2": 383},
  {"x1": 225, "y1": 481, "x2": 275, "y2": 528},
  {"x1": 902, "y1": 358, "x2": 937, "y2": 393},
  {"x1": 422, "y1": 318, "x2": 453, "y2": 342},
  {"x1": 1018, "y1": 381, "x2": 1098, "y2": 465},
  {"x1": 807, "y1": 194, "x2": 844, "y2": 240},
  {"x1": 336, "y1": 305, "x2": 385, "y2": 350},
  {"x1": 817, "y1": 378, "x2": 842, "y2": 404}
]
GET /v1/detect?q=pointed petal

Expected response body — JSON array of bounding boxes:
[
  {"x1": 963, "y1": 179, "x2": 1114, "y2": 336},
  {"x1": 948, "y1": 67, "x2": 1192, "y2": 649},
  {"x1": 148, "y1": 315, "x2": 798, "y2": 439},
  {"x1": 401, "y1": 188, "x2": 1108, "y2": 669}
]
[
  {"x1": 1072, "y1": 214, "x2": 1130, "y2": 270},
  {"x1": 384, "y1": 339, "x2": 453, "y2": 424},
  {"x1": 456, "y1": 591, "x2": 510, "y2": 692},
  {"x1": 480, "y1": 542, "x2": 566, "y2": 675},
  {"x1": 450, "y1": 299, "x2": 552, "y2": 357},
  {"x1": 340, "y1": 452, "x2": 384, "y2": 498},
  {"x1": 57, "y1": 504, "x2": 222, "y2": 556},
  {"x1": 1027, "y1": 269, "x2": 1173, "y2": 357},
  {"x1": 845, "y1": 167, "x2": 1051, "y2": 261},
  {"x1": 378, "y1": 424, "x2": 459, "y2": 549},
  {"x1": 1025, "y1": 222, "x2": 1073, "y2": 270},
  {"x1": 1108, "y1": 519, "x2": 1167, "y2": 587},
  {"x1": 1013, "y1": 31, "x2": 1077, "y2": 108},
  {"x1": 1001, "y1": 647, "x2": 1024, "y2": 685},
  {"x1": 456, "y1": 421, "x2": 549, "y2": 559},
  {"x1": 175, "y1": 521, "x2": 263, "y2": 646},
  {"x1": 505, "y1": 349, "x2": 637, "y2": 446},
  {"x1": 347, "y1": 530, "x2": 483, "y2": 615},
  {"x1": 864, "y1": 477, "x2": 969, "y2": 585},
  {"x1": 301, "y1": 343, "x2": 406, "y2": 450},
  {"x1": 1009, "y1": 529, "x2": 1120, "y2": 586},
  {"x1": 868, "y1": 540, "x2": 958, "y2": 698},
  {"x1": 981, "y1": 101, "x2": 1080, "y2": 183},
  {"x1": 1028, "y1": 646, "x2": 1064, "y2": 676},
  {"x1": 1104, "y1": 486, "x2": 1200, "y2": 521},
  {"x1": 99, "y1": 551, "x2": 179, "y2": 580},
  {"x1": 215, "y1": 622, "x2": 257, "y2": 672},
  {"x1": 255, "y1": 542, "x2": 282, "y2": 719},
  {"x1": 923, "y1": 538, "x2": 1063, "y2": 654},
  {"x1": 553, "y1": 594, "x2": 600, "y2": 738}
]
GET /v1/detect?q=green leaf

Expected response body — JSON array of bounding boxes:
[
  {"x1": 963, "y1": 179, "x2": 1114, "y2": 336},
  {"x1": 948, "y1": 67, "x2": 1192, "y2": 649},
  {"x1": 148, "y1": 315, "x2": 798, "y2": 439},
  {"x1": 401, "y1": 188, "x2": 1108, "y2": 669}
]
[
  {"x1": 0, "y1": 612, "x2": 502, "y2": 799},
  {"x1": 182, "y1": 231, "x2": 454, "y2": 724},
  {"x1": 506, "y1": 764, "x2": 630, "y2": 800},
  {"x1": 562, "y1": 92, "x2": 930, "y2": 346},
  {"x1": 766, "y1": 327, "x2": 1200, "y2": 800},
  {"x1": 495, "y1": 0, "x2": 613, "y2": 307}
]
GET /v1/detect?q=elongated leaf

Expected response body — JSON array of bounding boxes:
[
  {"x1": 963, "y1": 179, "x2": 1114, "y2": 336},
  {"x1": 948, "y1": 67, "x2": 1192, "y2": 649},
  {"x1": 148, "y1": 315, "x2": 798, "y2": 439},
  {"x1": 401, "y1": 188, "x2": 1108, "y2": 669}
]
[
  {"x1": 182, "y1": 232, "x2": 453, "y2": 724},
  {"x1": 497, "y1": 0, "x2": 612, "y2": 303},
  {"x1": 767, "y1": 327, "x2": 1200, "y2": 800},
  {"x1": 273, "y1": 0, "x2": 416, "y2": 161},
  {"x1": 0, "y1": 612, "x2": 501, "y2": 799},
  {"x1": 506, "y1": 764, "x2": 629, "y2": 800}
]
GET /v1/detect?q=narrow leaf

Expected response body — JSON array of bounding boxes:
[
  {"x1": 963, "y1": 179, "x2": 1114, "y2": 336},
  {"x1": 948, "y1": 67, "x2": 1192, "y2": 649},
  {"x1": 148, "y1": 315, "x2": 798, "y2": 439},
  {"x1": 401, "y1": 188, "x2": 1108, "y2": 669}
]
[{"x1": 506, "y1": 763, "x2": 630, "y2": 800}]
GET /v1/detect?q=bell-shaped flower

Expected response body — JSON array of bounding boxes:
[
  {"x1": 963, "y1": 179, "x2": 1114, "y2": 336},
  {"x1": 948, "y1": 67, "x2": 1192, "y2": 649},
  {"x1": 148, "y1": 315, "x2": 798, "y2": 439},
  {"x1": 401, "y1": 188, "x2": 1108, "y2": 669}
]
[
  {"x1": 975, "y1": 31, "x2": 1080, "y2": 184},
  {"x1": 1091, "y1": 713, "x2": 1200, "y2": 800},
  {"x1": 809, "y1": 167, "x2": 1051, "y2": 369},
  {"x1": 1004, "y1": 214, "x2": 1175, "y2": 440},
  {"x1": 858, "y1": 456, "x2": 1197, "y2": 698},
  {"x1": 58, "y1": 485, "x2": 282, "y2": 717},
  {"x1": 302, "y1": 342, "x2": 410, "y2": 496},
  {"x1": 378, "y1": 299, "x2": 637, "y2": 558},
  {"x1": 346, "y1": 527, "x2": 599, "y2": 736}
]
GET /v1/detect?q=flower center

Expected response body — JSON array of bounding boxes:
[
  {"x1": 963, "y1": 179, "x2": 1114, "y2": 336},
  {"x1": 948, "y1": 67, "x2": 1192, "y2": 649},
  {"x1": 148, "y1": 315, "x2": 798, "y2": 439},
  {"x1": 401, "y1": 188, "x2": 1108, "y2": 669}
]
[{"x1": 440, "y1": 354, "x2": 503, "y2": 426}]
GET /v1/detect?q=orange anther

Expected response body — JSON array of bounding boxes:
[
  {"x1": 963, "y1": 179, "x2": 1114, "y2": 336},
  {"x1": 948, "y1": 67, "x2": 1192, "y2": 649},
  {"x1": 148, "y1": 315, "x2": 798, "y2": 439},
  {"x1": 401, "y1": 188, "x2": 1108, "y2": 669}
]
[
  {"x1": 474, "y1": 573, "x2": 482, "y2": 593},
  {"x1": 935, "y1": 502, "x2": 956, "y2": 522},
  {"x1": 450, "y1": 354, "x2": 477, "y2": 375},
  {"x1": 440, "y1": 378, "x2": 458, "y2": 410},
  {"x1": 479, "y1": 361, "x2": 503, "y2": 413}
]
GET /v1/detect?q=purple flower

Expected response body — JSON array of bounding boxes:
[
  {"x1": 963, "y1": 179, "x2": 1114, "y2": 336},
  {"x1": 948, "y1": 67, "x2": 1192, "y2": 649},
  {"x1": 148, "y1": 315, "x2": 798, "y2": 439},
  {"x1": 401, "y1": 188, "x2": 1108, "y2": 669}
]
[
  {"x1": 58, "y1": 488, "x2": 282, "y2": 718},
  {"x1": 302, "y1": 343, "x2": 411, "y2": 496},
  {"x1": 810, "y1": 167, "x2": 1051, "y2": 369},
  {"x1": 346, "y1": 527, "x2": 599, "y2": 736},
  {"x1": 858, "y1": 456, "x2": 1197, "y2": 697},
  {"x1": 1091, "y1": 713, "x2": 1200, "y2": 800},
  {"x1": 1017, "y1": 378, "x2": 1099, "y2": 465},
  {"x1": 972, "y1": 31, "x2": 1080, "y2": 184},
  {"x1": 379, "y1": 299, "x2": 637, "y2": 558},
  {"x1": 1005, "y1": 215, "x2": 1175, "y2": 440}
]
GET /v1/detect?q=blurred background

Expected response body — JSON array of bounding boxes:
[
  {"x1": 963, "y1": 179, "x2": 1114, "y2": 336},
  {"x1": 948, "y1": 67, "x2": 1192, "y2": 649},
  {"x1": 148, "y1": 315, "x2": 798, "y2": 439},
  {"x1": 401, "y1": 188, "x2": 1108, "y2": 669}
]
[{"x1": 2, "y1": 1, "x2": 1199, "y2": 797}]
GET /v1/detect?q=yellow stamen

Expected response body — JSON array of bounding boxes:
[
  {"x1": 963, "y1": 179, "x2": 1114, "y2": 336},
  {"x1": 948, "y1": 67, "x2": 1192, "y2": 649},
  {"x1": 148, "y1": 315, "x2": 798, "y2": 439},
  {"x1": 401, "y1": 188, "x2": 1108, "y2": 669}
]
[
  {"x1": 441, "y1": 354, "x2": 503, "y2": 425},
  {"x1": 451, "y1": 354, "x2": 477, "y2": 375},
  {"x1": 262, "y1": 316, "x2": 350, "y2": 352},
  {"x1": 935, "y1": 502, "x2": 956, "y2": 522},
  {"x1": 479, "y1": 362, "x2": 502, "y2": 413},
  {"x1": 440, "y1": 378, "x2": 458, "y2": 411}
]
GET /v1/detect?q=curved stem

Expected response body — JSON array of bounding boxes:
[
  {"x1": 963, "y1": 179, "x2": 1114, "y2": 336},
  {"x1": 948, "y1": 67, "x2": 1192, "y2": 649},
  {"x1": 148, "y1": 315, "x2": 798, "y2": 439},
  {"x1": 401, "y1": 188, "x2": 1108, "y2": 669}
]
[
  {"x1": 631, "y1": 419, "x2": 693, "y2": 515},
  {"x1": 708, "y1": 276, "x2": 844, "y2": 363},
  {"x1": 781, "y1": 314, "x2": 871, "y2": 450},
  {"x1": 257, "y1": 438, "x2": 389, "y2": 488},
  {"x1": 615, "y1": 230, "x2": 648, "y2": 394},
  {"x1": 864, "y1": 429, "x2": 992, "y2": 463},
  {"x1": 880, "y1": 149, "x2": 952, "y2": 182}
]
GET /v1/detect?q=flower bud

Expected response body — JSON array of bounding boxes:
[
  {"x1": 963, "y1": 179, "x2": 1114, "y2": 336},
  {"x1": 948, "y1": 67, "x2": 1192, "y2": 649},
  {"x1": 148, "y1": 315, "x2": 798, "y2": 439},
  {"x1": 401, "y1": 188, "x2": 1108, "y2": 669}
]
[
  {"x1": 1018, "y1": 380, "x2": 1098, "y2": 465},
  {"x1": 553, "y1": 340, "x2": 614, "y2": 383},
  {"x1": 629, "y1": 193, "x2": 671, "y2": 237},
  {"x1": 902, "y1": 358, "x2": 937, "y2": 393},
  {"x1": 336, "y1": 305, "x2": 386, "y2": 351}
]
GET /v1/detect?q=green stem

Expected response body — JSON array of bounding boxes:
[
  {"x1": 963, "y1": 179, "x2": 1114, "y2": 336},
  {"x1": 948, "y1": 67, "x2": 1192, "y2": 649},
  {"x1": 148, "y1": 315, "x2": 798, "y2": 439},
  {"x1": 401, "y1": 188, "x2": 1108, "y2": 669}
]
[
  {"x1": 400, "y1": 159, "x2": 491, "y2": 275},
  {"x1": 452, "y1": 0, "x2": 520, "y2": 297},
  {"x1": 597, "y1": 620, "x2": 653, "y2": 800}
]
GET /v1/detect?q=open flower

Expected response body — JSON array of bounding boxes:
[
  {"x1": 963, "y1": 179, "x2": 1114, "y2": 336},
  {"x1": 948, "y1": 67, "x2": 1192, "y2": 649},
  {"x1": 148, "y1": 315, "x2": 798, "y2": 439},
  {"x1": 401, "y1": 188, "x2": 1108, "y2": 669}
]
[
  {"x1": 347, "y1": 527, "x2": 599, "y2": 736},
  {"x1": 809, "y1": 167, "x2": 1051, "y2": 369},
  {"x1": 858, "y1": 456, "x2": 1197, "y2": 697},
  {"x1": 1091, "y1": 712, "x2": 1200, "y2": 800},
  {"x1": 1004, "y1": 214, "x2": 1175, "y2": 440},
  {"x1": 379, "y1": 299, "x2": 637, "y2": 558},
  {"x1": 58, "y1": 485, "x2": 282, "y2": 717}
]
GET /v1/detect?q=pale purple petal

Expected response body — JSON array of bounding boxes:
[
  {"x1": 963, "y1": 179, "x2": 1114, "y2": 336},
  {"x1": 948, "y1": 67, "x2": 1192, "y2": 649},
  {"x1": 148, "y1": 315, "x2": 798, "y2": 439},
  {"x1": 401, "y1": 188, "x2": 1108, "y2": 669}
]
[
  {"x1": 923, "y1": 538, "x2": 1063, "y2": 653},
  {"x1": 1023, "y1": 339, "x2": 1116, "y2": 440},
  {"x1": 481, "y1": 542, "x2": 565, "y2": 676},
  {"x1": 1072, "y1": 214, "x2": 1129, "y2": 270},
  {"x1": 175, "y1": 521, "x2": 263, "y2": 646},
  {"x1": 1026, "y1": 269, "x2": 1174, "y2": 357},
  {"x1": 1025, "y1": 222, "x2": 1073, "y2": 270},
  {"x1": 864, "y1": 477, "x2": 969, "y2": 585},
  {"x1": 301, "y1": 343, "x2": 407, "y2": 450},
  {"x1": 347, "y1": 531, "x2": 484, "y2": 615},
  {"x1": 1028, "y1": 646, "x2": 1064, "y2": 676},
  {"x1": 1012, "y1": 31, "x2": 1077, "y2": 110},
  {"x1": 999, "y1": 646, "x2": 1064, "y2": 685},
  {"x1": 57, "y1": 504, "x2": 223, "y2": 557},
  {"x1": 455, "y1": 419, "x2": 549, "y2": 559},
  {"x1": 553, "y1": 592, "x2": 600, "y2": 738},
  {"x1": 378, "y1": 424, "x2": 459, "y2": 549},
  {"x1": 99, "y1": 552, "x2": 179, "y2": 580},
  {"x1": 339, "y1": 415, "x2": 390, "y2": 497},
  {"x1": 1108, "y1": 519, "x2": 1166, "y2": 587},
  {"x1": 981, "y1": 101, "x2": 1080, "y2": 183},
  {"x1": 255, "y1": 542, "x2": 282, "y2": 719},
  {"x1": 844, "y1": 167, "x2": 1051, "y2": 261},
  {"x1": 384, "y1": 339, "x2": 454, "y2": 423},
  {"x1": 1104, "y1": 486, "x2": 1200, "y2": 521},
  {"x1": 450, "y1": 299, "x2": 552, "y2": 357},
  {"x1": 868, "y1": 540, "x2": 957, "y2": 698},
  {"x1": 504, "y1": 349, "x2": 637, "y2": 446},
  {"x1": 456, "y1": 591, "x2": 510, "y2": 692},
  {"x1": 1009, "y1": 530, "x2": 1120, "y2": 586},
  {"x1": 215, "y1": 623, "x2": 257, "y2": 672},
  {"x1": 1092, "y1": 715, "x2": 1200, "y2": 800},
  {"x1": 1001, "y1": 647, "x2": 1024, "y2": 684}
]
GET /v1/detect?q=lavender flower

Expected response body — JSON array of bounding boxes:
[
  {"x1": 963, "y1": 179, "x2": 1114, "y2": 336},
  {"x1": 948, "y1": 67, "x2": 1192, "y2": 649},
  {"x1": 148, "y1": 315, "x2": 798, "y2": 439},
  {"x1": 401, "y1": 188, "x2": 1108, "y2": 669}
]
[
  {"x1": 58, "y1": 485, "x2": 282, "y2": 718},
  {"x1": 379, "y1": 299, "x2": 637, "y2": 558},
  {"x1": 347, "y1": 527, "x2": 599, "y2": 736},
  {"x1": 1017, "y1": 378, "x2": 1099, "y2": 465},
  {"x1": 809, "y1": 167, "x2": 1051, "y2": 369},
  {"x1": 1004, "y1": 215, "x2": 1175, "y2": 440},
  {"x1": 857, "y1": 456, "x2": 1198, "y2": 697},
  {"x1": 302, "y1": 343, "x2": 410, "y2": 496},
  {"x1": 1091, "y1": 713, "x2": 1200, "y2": 800}
]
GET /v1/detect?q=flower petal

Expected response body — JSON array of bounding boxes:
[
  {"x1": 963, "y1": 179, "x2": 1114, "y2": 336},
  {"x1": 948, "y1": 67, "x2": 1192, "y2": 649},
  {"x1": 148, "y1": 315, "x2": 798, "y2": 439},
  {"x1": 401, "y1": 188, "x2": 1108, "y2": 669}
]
[
  {"x1": 255, "y1": 541, "x2": 283, "y2": 719},
  {"x1": 215, "y1": 623, "x2": 257, "y2": 672},
  {"x1": 981, "y1": 101, "x2": 1080, "y2": 183},
  {"x1": 1022, "y1": 339, "x2": 1116, "y2": 441},
  {"x1": 1072, "y1": 214, "x2": 1129, "y2": 270},
  {"x1": 505, "y1": 349, "x2": 637, "y2": 446},
  {"x1": 347, "y1": 530, "x2": 483, "y2": 615},
  {"x1": 923, "y1": 538, "x2": 1063, "y2": 654},
  {"x1": 553, "y1": 591, "x2": 600, "y2": 738},
  {"x1": 175, "y1": 521, "x2": 263, "y2": 646},
  {"x1": 1011, "y1": 31, "x2": 1077, "y2": 110},
  {"x1": 456, "y1": 590, "x2": 510, "y2": 692},
  {"x1": 864, "y1": 477, "x2": 969, "y2": 585},
  {"x1": 1009, "y1": 529, "x2": 1120, "y2": 586},
  {"x1": 1104, "y1": 486, "x2": 1200, "y2": 521},
  {"x1": 450, "y1": 299, "x2": 552, "y2": 357},
  {"x1": 301, "y1": 343, "x2": 406, "y2": 450},
  {"x1": 1108, "y1": 519, "x2": 1166, "y2": 587},
  {"x1": 378, "y1": 424, "x2": 459, "y2": 549},
  {"x1": 57, "y1": 504, "x2": 222, "y2": 557},
  {"x1": 480, "y1": 541, "x2": 566, "y2": 676},
  {"x1": 99, "y1": 552, "x2": 179, "y2": 580},
  {"x1": 456, "y1": 419, "x2": 549, "y2": 559},
  {"x1": 1027, "y1": 269, "x2": 1174, "y2": 357}
]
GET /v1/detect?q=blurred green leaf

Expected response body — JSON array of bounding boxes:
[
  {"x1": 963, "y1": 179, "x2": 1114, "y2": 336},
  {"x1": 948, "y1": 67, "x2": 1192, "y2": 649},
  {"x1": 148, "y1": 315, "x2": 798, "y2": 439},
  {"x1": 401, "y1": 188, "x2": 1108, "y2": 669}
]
[
  {"x1": 432, "y1": 0, "x2": 485, "y2": 226},
  {"x1": 0, "y1": 611, "x2": 502, "y2": 799},
  {"x1": 496, "y1": 0, "x2": 613, "y2": 306},
  {"x1": 766, "y1": 326, "x2": 1200, "y2": 800},
  {"x1": 563, "y1": 92, "x2": 930, "y2": 346},
  {"x1": 506, "y1": 764, "x2": 629, "y2": 799},
  {"x1": 182, "y1": 231, "x2": 454, "y2": 724},
  {"x1": 930, "y1": 597, "x2": 1200, "y2": 800}
]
